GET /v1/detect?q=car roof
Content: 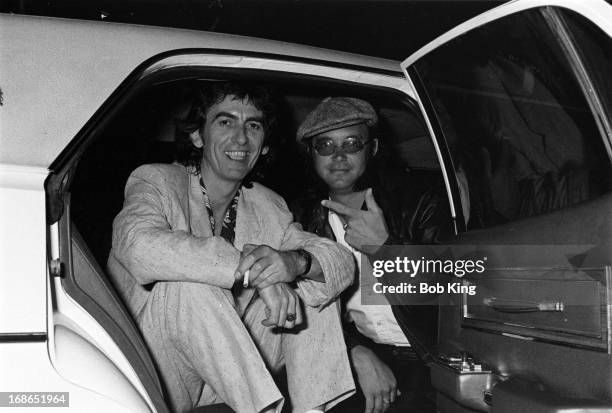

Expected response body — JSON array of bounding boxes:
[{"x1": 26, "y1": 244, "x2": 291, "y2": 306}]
[{"x1": 0, "y1": 14, "x2": 400, "y2": 168}]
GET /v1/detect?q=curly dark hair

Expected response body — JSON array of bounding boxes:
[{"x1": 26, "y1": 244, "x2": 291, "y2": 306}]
[{"x1": 175, "y1": 81, "x2": 279, "y2": 187}]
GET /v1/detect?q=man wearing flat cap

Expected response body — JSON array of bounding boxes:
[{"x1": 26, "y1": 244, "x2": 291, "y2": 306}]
[{"x1": 292, "y1": 97, "x2": 451, "y2": 413}]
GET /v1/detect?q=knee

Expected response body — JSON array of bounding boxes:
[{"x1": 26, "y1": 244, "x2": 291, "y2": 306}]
[
  {"x1": 157, "y1": 281, "x2": 233, "y2": 311},
  {"x1": 144, "y1": 282, "x2": 235, "y2": 338}
]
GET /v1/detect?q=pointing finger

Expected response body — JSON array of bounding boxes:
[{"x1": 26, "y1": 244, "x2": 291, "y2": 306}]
[
  {"x1": 365, "y1": 188, "x2": 382, "y2": 213},
  {"x1": 321, "y1": 199, "x2": 360, "y2": 218}
]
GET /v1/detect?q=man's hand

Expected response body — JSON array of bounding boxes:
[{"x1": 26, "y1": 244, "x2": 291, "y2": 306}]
[
  {"x1": 321, "y1": 188, "x2": 389, "y2": 252},
  {"x1": 235, "y1": 244, "x2": 304, "y2": 289},
  {"x1": 351, "y1": 345, "x2": 399, "y2": 413},
  {"x1": 258, "y1": 282, "x2": 304, "y2": 328}
]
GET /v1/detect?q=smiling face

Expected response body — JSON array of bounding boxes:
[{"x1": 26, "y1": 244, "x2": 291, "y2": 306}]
[
  {"x1": 192, "y1": 95, "x2": 269, "y2": 189},
  {"x1": 312, "y1": 123, "x2": 377, "y2": 195}
]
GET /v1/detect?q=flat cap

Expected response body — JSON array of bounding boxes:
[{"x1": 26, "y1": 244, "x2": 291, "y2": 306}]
[{"x1": 297, "y1": 97, "x2": 377, "y2": 142}]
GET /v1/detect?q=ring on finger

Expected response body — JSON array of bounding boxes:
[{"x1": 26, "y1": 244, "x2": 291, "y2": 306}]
[{"x1": 286, "y1": 313, "x2": 296, "y2": 322}]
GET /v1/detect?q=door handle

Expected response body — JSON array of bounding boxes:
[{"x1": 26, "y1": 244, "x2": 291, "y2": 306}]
[{"x1": 483, "y1": 297, "x2": 565, "y2": 313}]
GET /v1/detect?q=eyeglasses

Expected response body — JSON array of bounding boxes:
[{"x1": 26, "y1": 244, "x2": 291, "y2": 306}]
[{"x1": 311, "y1": 137, "x2": 371, "y2": 156}]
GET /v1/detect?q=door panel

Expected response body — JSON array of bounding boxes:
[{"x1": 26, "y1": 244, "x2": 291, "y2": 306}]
[{"x1": 438, "y1": 194, "x2": 612, "y2": 406}]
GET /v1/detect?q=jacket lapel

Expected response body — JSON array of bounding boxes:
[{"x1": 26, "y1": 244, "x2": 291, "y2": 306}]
[
  {"x1": 234, "y1": 187, "x2": 262, "y2": 250},
  {"x1": 233, "y1": 187, "x2": 262, "y2": 315},
  {"x1": 188, "y1": 170, "x2": 214, "y2": 238}
]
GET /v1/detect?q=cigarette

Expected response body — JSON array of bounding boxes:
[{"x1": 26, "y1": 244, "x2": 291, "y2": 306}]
[{"x1": 243, "y1": 270, "x2": 250, "y2": 288}]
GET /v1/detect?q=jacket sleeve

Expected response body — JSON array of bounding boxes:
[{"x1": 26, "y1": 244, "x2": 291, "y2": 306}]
[
  {"x1": 276, "y1": 198, "x2": 355, "y2": 308},
  {"x1": 408, "y1": 185, "x2": 455, "y2": 244},
  {"x1": 369, "y1": 180, "x2": 454, "y2": 255},
  {"x1": 110, "y1": 166, "x2": 239, "y2": 288}
]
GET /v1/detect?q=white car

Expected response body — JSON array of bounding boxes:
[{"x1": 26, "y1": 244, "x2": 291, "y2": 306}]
[{"x1": 1, "y1": 0, "x2": 611, "y2": 411}]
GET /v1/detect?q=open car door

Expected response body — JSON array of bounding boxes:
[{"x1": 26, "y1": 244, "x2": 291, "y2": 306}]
[{"x1": 401, "y1": 0, "x2": 612, "y2": 411}]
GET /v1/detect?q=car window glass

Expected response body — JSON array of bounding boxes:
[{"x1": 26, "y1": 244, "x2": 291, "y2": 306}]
[{"x1": 413, "y1": 7, "x2": 612, "y2": 230}]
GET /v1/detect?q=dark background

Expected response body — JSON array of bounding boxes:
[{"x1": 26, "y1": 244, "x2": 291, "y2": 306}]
[{"x1": 1, "y1": 0, "x2": 504, "y2": 60}]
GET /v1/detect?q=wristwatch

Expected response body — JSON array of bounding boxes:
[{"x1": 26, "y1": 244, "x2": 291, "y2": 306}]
[{"x1": 295, "y1": 249, "x2": 312, "y2": 277}]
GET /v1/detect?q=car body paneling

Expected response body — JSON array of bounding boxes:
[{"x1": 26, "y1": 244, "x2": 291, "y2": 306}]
[
  {"x1": 0, "y1": 164, "x2": 47, "y2": 334},
  {"x1": 0, "y1": 340, "x2": 145, "y2": 412},
  {"x1": 0, "y1": 14, "x2": 400, "y2": 169},
  {"x1": 48, "y1": 250, "x2": 157, "y2": 412}
]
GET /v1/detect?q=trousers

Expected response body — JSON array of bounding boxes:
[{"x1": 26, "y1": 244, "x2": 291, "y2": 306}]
[{"x1": 138, "y1": 281, "x2": 355, "y2": 413}]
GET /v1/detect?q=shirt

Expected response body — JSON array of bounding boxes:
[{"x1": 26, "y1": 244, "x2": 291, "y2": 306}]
[
  {"x1": 328, "y1": 211, "x2": 410, "y2": 347},
  {"x1": 199, "y1": 174, "x2": 240, "y2": 243}
]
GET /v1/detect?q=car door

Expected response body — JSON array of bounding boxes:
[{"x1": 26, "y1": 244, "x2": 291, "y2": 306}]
[{"x1": 401, "y1": 0, "x2": 612, "y2": 411}]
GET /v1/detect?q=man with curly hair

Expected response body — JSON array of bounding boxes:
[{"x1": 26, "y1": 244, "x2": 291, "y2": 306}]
[{"x1": 108, "y1": 82, "x2": 355, "y2": 413}]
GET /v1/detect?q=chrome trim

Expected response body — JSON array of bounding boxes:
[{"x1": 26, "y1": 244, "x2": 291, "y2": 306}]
[{"x1": 542, "y1": 6, "x2": 612, "y2": 162}]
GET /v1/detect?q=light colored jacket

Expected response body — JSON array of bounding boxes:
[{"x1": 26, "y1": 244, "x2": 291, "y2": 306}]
[{"x1": 107, "y1": 163, "x2": 354, "y2": 320}]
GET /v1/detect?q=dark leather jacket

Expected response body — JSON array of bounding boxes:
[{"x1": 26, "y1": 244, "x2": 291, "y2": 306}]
[{"x1": 291, "y1": 169, "x2": 453, "y2": 362}]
